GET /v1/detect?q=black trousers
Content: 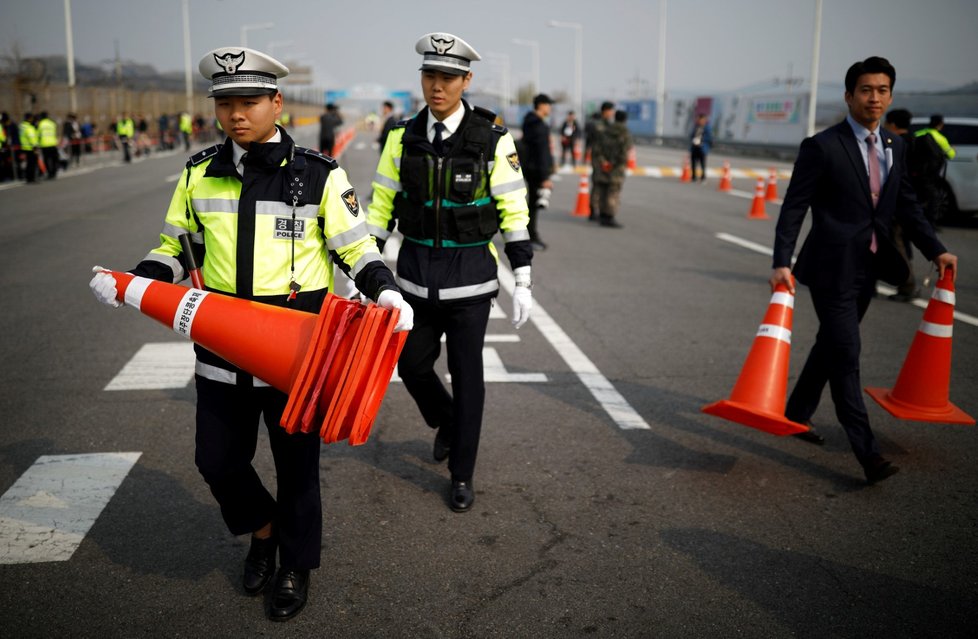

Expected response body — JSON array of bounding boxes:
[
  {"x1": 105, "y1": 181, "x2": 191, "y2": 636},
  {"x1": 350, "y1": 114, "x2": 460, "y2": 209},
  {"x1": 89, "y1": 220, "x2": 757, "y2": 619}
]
[
  {"x1": 398, "y1": 296, "x2": 491, "y2": 481},
  {"x1": 690, "y1": 146, "x2": 707, "y2": 181},
  {"x1": 23, "y1": 150, "x2": 37, "y2": 182},
  {"x1": 785, "y1": 268, "x2": 880, "y2": 464},
  {"x1": 41, "y1": 146, "x2": 59, "y2": 178},
  {"x1": 194, "y1": 376, "x2": 322, "y2": 570}
]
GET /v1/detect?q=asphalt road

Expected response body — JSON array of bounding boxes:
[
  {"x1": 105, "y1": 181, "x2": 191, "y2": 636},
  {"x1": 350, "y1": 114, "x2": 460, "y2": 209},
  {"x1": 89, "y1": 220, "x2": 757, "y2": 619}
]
[{"x1": 0, "y1": 124, "x2": 976, "y2": 638}]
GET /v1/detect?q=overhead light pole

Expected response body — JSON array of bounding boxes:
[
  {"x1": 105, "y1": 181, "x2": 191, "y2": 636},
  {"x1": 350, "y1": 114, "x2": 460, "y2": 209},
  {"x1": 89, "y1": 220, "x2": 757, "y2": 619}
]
[
  {"x1": 181, "y1": 0, "x2": 194, "y2": 115},
  {"x1": 548, "y1": 20, "x2": 583, "y2": 120},
  {"x1": 511, "y1": 38, "x2": 540, "y2": 98},
  {"x1": 64, "y1": 0, "x2": 77, "y2": 113},
  {"x1": 656, "y1": 0, "x2": 667, "y2": 143},
  {"x1": 807, "y1": 0, "x2": 823, "y2": 137}
]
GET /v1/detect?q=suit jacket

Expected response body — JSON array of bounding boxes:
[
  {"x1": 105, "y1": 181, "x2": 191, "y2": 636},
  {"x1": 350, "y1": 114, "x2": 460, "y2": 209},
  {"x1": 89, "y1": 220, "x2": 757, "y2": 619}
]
[{"x1": 773, "y1": 120, "x2": 945, "y2": 291}]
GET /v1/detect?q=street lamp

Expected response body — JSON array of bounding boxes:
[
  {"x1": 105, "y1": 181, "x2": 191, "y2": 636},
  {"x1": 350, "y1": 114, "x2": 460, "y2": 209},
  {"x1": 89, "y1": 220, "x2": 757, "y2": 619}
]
[
  {"x1": 241, "y1": 22, "x2": 274, "y2": 48},
  {"x1": 181, "y1": 0, "x2": 193, "y2": 116},
  {"x1": 268, "y1": 40, "x2": 294, "y2": 58},
  {"x1": 511, "y1": 38, "x2": 540, "y2": 98},
  {"x1": 485, "y1": 52, "x2": 511, "y2": 110},
  {"x1": 807, "y1": 0, "x2": 823, "y2": 137},
  {"x1": 64, "y1": 0, "x2": 77, "y2": 113},
  {"x1": 655, "y1": 0, "x2": 667, "y2": 143},
  {"x1": 548, "y1": 20, "x2": 583, "y2": 118}
]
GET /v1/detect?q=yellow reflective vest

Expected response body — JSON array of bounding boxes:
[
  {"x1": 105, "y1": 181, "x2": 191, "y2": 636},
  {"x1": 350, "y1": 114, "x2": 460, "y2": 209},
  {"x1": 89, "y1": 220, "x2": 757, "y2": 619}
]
[
  {"x1": 116, "y1": 118, "x2": 135, "y2": 138},
  {"x1": 19, "y1": 121, "x2": 38, "y2": 150},
  {"x1": 134, "y1": 129, "x2": 395, "y2": 304},
  {"x1": 367, "y1": 103, "x2": 532, "y2": 303},
  {"x1": 37, "y1": 118, "x2": 58, "y2": 147},
  {"x1": 914, "y1": 127, "x2": 956, "y2": 160}
]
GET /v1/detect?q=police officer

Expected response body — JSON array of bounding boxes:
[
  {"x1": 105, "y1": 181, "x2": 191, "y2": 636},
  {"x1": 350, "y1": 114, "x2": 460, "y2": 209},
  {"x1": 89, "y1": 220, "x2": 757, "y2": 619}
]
[
  {"x1": 19, "y1": 113, "x2": 38, "y2": 184},
  {"x1": 367, "y1": 33, "x2": 533, "y2": 513},
  {"x1": 116, "y1": 112, "x2": 135, "y2": 163},
  {"x1": 89, "y1": 46, "x2": 413, "y2": 622},
  {"x1": 37, "y1": 111, "x2": 60, "y2": 179}
]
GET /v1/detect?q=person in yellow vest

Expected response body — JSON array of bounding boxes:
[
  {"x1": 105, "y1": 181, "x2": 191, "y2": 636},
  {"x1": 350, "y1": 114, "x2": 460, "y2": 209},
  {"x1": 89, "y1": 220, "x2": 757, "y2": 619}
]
[
  {"x1": 37, "y1": 111, "x2": 60, "y2": 179},
  {"x1": 179, "y1": 112, "x2": 193, "y2": 151},
  {"x1": 911, "y1": 113, "x2": 957, "y2": 225},
  {"x1": 116, "y1": 113, "x2": 135, "y2": 163},
  {"x1": 89, "y1": 45, "x2": 412, "y2": 622},
  {"x1": 19, "y1": 113, "x2": 39, "y2": 183}
]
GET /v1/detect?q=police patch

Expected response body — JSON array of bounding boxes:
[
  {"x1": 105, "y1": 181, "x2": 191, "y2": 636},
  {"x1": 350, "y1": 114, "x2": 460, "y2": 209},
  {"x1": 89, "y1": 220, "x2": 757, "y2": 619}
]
[
  {"x1": 341, "y1": 188, "x2": 360, "y2": 216},
  {"x1": 507, "y1": 152, "x2": 521, "y2": 172},
  {"x1": 274, "y1": 217, "x2": 305, "y2": 240}
]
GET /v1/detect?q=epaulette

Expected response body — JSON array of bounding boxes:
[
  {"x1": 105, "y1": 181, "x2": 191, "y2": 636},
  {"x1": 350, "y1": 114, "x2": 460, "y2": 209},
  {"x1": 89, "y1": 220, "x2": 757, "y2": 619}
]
[
  {"x1": 471, "y1": 105, "x2": 507, "y2": 134},
  {"x1": 188, "y1": 144, "x2": 221, "y2": 167},
  {"x1": 295, "y1": 146, "x2": 339, "y2": 169},
  {"x1": 394, "y1": 118, "x2": 412, "y2": 129}
]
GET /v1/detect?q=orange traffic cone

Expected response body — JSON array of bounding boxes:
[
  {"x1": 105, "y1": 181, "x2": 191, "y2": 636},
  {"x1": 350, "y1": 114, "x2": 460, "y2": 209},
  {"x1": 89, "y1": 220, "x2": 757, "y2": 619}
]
[
  {"x1": 627, "y1": 147, "x2": 637, "y2": 171},
  {"x1": 866, "y1": 269, "x2": 975, "y2": 424},
  {"x1": 572, "y1": 174, "x2": 591, "y2": 217},
  {"x1": 717, "y1": 161, "x2": 732, "y2": 192},
  {"x1": 702, "y1": 281, "x2": 810, "y2": 436},
  {"x1": 748, "y1": 177, "x2": 768, "y2": 219},
  {"x1": 765, "y1": 168, "x2": 779, "y2": 201},
  {"x1": 105, "y1": 271, "x2": 407, "y2": 444},
  {"x1": 680, "y1": 159, "x2": 692, "y2": 183}
]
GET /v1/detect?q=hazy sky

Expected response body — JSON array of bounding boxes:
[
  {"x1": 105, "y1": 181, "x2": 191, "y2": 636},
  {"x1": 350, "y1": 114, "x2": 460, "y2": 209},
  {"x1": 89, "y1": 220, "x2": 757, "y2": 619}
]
[{"x1": 3, "y1": 0, "x2": 977, "y2": 101}]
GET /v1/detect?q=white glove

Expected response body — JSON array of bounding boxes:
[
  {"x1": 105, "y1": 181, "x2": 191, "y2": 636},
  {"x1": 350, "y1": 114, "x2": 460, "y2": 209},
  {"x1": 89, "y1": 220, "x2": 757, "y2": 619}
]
[
  {"x1": 512, "y1": 286, "x2": 532, "y2": 329},
  {"x1": 512, "y1": 266, "x2": 532, "y2": 329},
  {"x1": 89, "y1": 266, "x2": 122, "y2": 308},
  {"x1": 377, "y1": 289, "x2": 414, "y2": 332}
]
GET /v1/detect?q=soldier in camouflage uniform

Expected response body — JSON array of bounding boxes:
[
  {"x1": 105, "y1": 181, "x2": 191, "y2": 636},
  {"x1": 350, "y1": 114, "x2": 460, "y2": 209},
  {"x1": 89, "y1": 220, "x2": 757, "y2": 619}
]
[{"x1": 591, "y1": 109, "x2": 632, "y2": 228}]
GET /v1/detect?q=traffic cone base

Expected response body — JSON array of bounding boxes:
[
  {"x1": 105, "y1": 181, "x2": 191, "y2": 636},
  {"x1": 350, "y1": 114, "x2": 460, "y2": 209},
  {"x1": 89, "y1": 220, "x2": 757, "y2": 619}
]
[
  {"x1": 865, "y1": 387, "x2": 974, "y2": 425},
  {"x1": 702, "y1": 284, "x2": 806, "y2": 436},
  {"x1": 702, "y1": 400, "x2": 809, "y2": 436},
  {"x1": 863, "y1": 269, "x2": 974, "y2": 425},
  {"x1": 717, "y1": 162, "x2": 732, "y2": 192},
  {"x1": 572, "y1": 175, "x2": 591, "y2": 217},
  {"x1": 108, "y1": 272, "x2": 406, "y2": 445}
]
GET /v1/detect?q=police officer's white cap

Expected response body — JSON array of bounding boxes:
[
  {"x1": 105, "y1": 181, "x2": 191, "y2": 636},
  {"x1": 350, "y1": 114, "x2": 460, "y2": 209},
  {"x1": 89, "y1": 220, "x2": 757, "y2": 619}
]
[
  {"x1": 198, "y1": 46, "x2": 289, "y2": 97},
  {"x1": 415, "y1": 33, "x2": 481, "y2": 76}
]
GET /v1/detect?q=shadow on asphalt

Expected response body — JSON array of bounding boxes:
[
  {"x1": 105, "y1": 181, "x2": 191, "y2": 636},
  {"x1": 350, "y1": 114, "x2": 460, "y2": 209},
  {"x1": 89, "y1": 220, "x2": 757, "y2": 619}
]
[{"x1": 661, "y1": 527, "x2": 977, "y2": 636}]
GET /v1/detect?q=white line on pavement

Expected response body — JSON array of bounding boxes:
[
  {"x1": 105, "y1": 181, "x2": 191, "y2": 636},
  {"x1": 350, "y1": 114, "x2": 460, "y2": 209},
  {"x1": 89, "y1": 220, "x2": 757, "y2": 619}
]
[
  {"x1": 497, "y1": 266, "x2": 650, "y2": 430},
  {"x1": 715, "y1": 232, "x2": 978, "y2": 327},
  {"x1": 0, "y1": 453, "x2": 141, "y2": 564}
]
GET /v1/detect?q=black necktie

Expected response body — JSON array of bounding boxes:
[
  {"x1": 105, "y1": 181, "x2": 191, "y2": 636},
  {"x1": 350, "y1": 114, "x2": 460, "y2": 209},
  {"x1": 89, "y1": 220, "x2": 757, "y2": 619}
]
[{"x1": 432, "y1": 122, "x2": 446, "y2": 155}]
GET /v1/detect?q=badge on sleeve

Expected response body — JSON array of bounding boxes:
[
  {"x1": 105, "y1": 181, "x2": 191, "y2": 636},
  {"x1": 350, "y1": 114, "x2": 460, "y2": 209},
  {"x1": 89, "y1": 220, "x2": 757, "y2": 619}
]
[
  {"x1": 507, "y1": 152, "x2": 521, "y2": 172},
  {"x1": 341, "y1": 188, "x2": 360, "y2": 216}
]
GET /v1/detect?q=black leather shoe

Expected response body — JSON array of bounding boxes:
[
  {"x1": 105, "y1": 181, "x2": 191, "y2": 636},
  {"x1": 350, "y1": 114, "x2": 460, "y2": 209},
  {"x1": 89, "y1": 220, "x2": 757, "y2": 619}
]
[
  {"x1": 600, "y1": 218, "x2": 623, "y2": 228},
  {"x1": 268, "y1": 569, "x2": 310, "y2": 622},
  {"x1": 792, "y1": 424, "x2": 825, "y2": 446},
  {"x1": 242, "y1": 535, "x2": 277, "y2": 596},
  {"x1": 450, "y1": 479, "x2": 474, "y2": 513},
  {"x1": 864, "y1": 457, "x2": 900, "y2": 484},
  {"x1": 433, "y1": 429, "x2": 451, "y2": 463}
]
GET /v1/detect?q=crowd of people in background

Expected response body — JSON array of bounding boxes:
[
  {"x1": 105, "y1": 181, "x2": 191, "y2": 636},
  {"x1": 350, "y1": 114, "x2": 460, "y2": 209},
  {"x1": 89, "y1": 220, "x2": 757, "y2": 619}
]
[{"x1": 0, "y1": 110, "x2": 222, "y2": 182}]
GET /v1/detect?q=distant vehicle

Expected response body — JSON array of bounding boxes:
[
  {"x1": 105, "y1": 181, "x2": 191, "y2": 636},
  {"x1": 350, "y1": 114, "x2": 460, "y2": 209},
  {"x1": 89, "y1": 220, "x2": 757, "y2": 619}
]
[{"x1": 910, "y1": 116, "x2": 978, "y2": 221}]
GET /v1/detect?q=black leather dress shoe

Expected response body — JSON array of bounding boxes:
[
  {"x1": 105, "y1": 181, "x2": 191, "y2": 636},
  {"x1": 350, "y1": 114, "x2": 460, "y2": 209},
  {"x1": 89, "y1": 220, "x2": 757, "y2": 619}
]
[
  {"x1": 792, "y1": 425, "x2": 825, "y2": 445},
  {"x1": 242, "y1": 535, "x2": 277, "y2": 596},
  {"x1": 450, "y1": 479, "x2": 474, "y2": 513},
  {"x1": 864, "y1": 457, "x2": 900, "y2": 484},
  {"x1": 268, "y1": 569, "x2": 310, "y2": 622},
  {"x1": 433, "y1": 429, "x2": 451, "y2": 463}
]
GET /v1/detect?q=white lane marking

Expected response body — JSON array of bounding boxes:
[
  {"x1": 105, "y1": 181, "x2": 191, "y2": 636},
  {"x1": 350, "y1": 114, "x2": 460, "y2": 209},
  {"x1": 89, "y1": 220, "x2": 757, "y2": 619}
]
[
  {"x1": 389, "y1": 346, "x2": 547, "y2": 384},
  {"x1": 715, "y1": 232, "x2": 978, "y2": 327},
  {"x1": 0, "y1": 453, "x2": 141, "y2": 564},
  {"x1": 497, "y1": 266, "x2": 650, "y2": 430},
  {"x1": 105, "y1": 342, "x2": 195, "y2": 390}
]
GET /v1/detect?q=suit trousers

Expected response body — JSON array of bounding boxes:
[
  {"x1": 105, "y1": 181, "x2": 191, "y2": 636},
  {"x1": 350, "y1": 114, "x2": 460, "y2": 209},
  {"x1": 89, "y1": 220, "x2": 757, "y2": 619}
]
[
  {"x1": 398, "y1": 296, "x2": 491, "y2": 482},
  {"x1": 785, "y1": 267, "x2": 881, "y2": 463},
  {"x1": 194, "y1": 376, "x2": 323, "y2": 570}
]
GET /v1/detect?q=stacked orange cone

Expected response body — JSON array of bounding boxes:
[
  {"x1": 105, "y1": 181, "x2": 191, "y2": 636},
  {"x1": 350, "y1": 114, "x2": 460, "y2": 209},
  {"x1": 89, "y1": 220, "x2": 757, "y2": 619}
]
[
  {"x1": 748, "y1": 177, "x2": 768, "y2": 219},
  {"x1": 866, "y1": 268, "x2": 975, "y2": 424},
  {"x1": 104, "y1": 271, "x2": 407, "y2": 444},
  {"x1": 717, "y1": 161, "x2": 732, "y2": 192},
  {"x1": 680, "y1": 159, "x2": 692, "y2": 183},
  {"x1": 572, "y1": 174, "x2": 591, "y2": 217},
  {"x1": 702, "y1": 280, "x2": 810, "y2": 436},
  {"x1": 765, "y1": 168, "x2": 779, "y2": 201}
]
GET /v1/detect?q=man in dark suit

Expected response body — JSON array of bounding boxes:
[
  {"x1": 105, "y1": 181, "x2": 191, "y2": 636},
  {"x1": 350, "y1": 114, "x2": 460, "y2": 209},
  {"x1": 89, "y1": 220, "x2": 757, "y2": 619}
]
[{"x1": 770, "y1": 56, "x2": 957, "y2": 484}]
